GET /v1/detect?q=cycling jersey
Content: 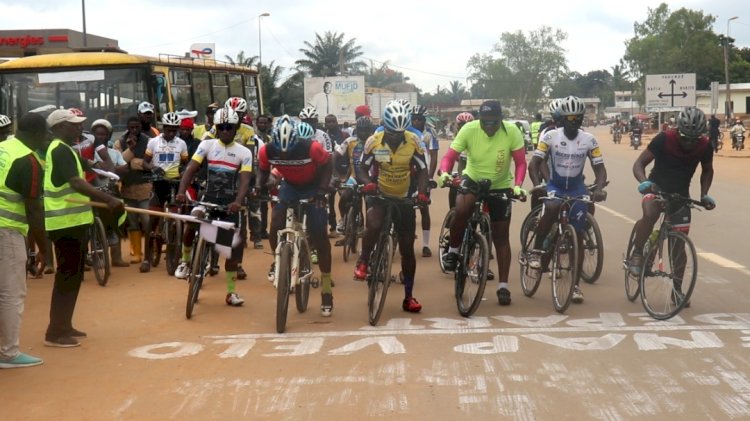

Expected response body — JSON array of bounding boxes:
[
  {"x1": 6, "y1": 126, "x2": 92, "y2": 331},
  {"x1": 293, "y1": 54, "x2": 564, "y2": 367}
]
[
  {"x1": 259, "y1": 139, "x2": 329, "y2": 188},
  {"x1": 647, "y1": 130, "x2": 712, "y2": 196},
  {"x1": 145, "y1": 135, "x2": 188, "y2": 179},
  {"x1": 335, "y1": 136, "x2": 366, "y2": 181},
  {"x1": 421, "y1": 126, "x2": 439, "y2": 168},
  {"x1": 202, "y1": 123, "x2": 255, "y2": 145},
  {"x1": 191, "y1": 138, "x2": 252, "y2": 204},
  {"x1": 314, "y1": 129, "x2": 333, "y2": 154},
  {"x1": 362, "y1": 131, "x2": 426, "y2": 198},
  {"x1": 450, "y1": 120, "x2": 525, "y2": 190},
  {"x1": 534, "y1": 127, "x2": 603, "y2": 190}
]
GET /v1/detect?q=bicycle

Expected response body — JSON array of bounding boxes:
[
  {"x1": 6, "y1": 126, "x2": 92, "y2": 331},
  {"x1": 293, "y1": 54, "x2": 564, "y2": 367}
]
[
  {"x1": 520, "y1": 182, "x2": 605, "y2": 285},
  {"x1": 146, "y1": 177, "x2": 183, "y2": 275},
  {"x1": 271, "y1": 196, "x2": 319, "y2": 333},
  {"x1": 88, "y1": 213, "x2": 110, "y2": 286},
  {"x1": 623, "y1": 191, "x2": 704, "y2": 320},
  {"x1": 519, "y1": 188, "x2": 594, "y2": 313},
  {"x1": 446, "y1": 179, "x2": 511, "y2": 317},
  {"x1": 185, "y1": 201, "x2": 232, "y2": 320},
  {"x1": 365, "y1": 194, "x2": 419, "y2": 326},
  {"x1": 338, "y1": 184, "x2": 364, "y2": 263}
]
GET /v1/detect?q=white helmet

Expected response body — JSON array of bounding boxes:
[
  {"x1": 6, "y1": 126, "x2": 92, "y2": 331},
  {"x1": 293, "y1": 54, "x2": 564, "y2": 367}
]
[
  {"x1": 213, "y1": 106, "x2": 240, "y2": 125},
  {"x1": 382, "y1": 100, "x2": 411, "y2": 132},
  {"x1": 161, "y1": 112, "x2": 181, "y2": 127},
  {"x1": 0, "y1": 114, "x2": 11, "y2": 128},
  {"x1": 558, "y1": 96, "x2": 585, "y2": 116},
  {"x1": 225, "y1": 97, "x2": 248, "y2": 113},
  {"x1": 299, "y1": 106, "x2": 319, "y2": 119},
  {"x1": 272, "y1": 115, "x2": 298, "y2": 152}
]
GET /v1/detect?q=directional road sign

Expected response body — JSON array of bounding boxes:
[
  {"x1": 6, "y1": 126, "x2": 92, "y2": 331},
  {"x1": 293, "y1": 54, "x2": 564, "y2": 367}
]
[{"x1": 645, "y1": 73, "x2": 696, "y2": 111}]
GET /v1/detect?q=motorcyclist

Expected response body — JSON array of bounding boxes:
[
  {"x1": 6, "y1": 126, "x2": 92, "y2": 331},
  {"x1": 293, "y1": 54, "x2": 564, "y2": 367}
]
[
  {"x1": 630, "y1": 120, "x2": 643, "y2": 146},
  {"x1": 730, "y1": 118, "x2": 745, "y2": 149}
]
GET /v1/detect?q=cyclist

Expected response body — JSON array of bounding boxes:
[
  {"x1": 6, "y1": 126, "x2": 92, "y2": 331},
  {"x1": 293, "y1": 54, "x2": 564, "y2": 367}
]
[
  {"x1": 410, "y1": 105, "x2": 440, "y2": 258},
  {"x1": 0, "y1": 114, "x2": 12, "y2": 141},
  {"x1": 439, "y1": 100, "x2": 527, "y2": 306},
  {"x1": 224, "y1": 97, "x2": 255, "y2": 145},
  {"x1": 299, "y1": 106, "x2": 333, "y2": 154},
  {"x1": 333, "y1": 116, "x2": 374, "y2": 244},
  {"x1": 256, "y1": 117, "x2": 336, "y2": 317},
  {"x1": 354, "y1": 100, "x2": 430, "y2": 313},
  {"x1": 142, "y1": 112, "x2": 189, "y2": 272},
  {"x1": 176, "y1": 106, "x2": 252, "y2": 307},
  {"x1": 193, "y1": 103, "x2": 219, "y2": 141},
  {"x1": 628, "y1": 107, "x2": 715, "y2": 293},
  {"x1": 526, "y1": 96, "x2": 608, "y2": 304}
]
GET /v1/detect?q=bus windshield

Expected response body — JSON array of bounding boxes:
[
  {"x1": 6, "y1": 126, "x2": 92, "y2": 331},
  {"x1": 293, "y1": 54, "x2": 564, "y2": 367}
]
[{"x1": 0, "y1": 66, "x2": 150, "y2": 130}]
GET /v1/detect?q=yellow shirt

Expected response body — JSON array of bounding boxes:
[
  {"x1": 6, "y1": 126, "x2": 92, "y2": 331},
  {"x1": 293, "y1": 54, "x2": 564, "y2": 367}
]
[
  {"x1": 363, "y1": 131, "x2": 426, "y2": 198},
  {"x1": 200, "y1": 123, "x2": 255, "y2": 145}
]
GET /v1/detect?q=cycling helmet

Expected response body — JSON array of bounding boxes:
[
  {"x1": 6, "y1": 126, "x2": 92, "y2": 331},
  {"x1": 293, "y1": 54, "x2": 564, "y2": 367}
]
[
  {"x1": 297, "y1": 122, "x2": 315, "y2": 140},
  {"x1": 382, "y1": 100, "x2": 411, "y2": 132},
  {"x1": 355, "y1": 116, "x2": 374, "y2": 132},
  {"x1": 161, "y1": 112, "x2": 181, "y2": 127},
  {"x1": 299, "y1": 106, "x2": 319, "y2": 120},
  {"x1": 456, "y1": 112, "x2": 474, "y2": 123},
  {"x1": 271, "y1": 114, "x2": 298, "y2": 152},
  {"x1": 548, "y1": 98, "x2": 562, "y2": 115},
  {"x1": 677, "y1": 107, "x2": 707, "y2": 138},
  {"x1": 412, "y1": 105, "x2": 428, "y2": 116},
  {"x1": 213, "y1": 106, "x2": 240, "y2": 125},
  {"x1": 68, "y1": 108, "x2": 85, "y2": 117},
  {"x1": 394, "y1": 99, "x2": 413, "y2": 114},
  {"x1": 0, "y1": 114, "x2": 11, "y2": 128},
  {"x1": 225, "y1": 97, "x2": 248, "y2": 113},
  {"x1": 558, "y1": 96, "x2": 585, "y2": 116}
]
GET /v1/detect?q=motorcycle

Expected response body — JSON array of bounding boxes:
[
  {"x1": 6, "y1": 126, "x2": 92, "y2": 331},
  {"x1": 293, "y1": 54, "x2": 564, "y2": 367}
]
[
  {"x1": 732, "y1": 132, "x2": 745, "y2": 151},
  {"x1": 630, "y1": 131, "x2": 642, "y2": 150},
  {"x1": 613, "y1": 127, "x2": 622, "y2": 144}
]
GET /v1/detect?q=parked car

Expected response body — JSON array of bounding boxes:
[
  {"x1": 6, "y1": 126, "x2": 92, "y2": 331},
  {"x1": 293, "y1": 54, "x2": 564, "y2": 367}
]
[{"x1": 507, "y1": 119, "x2": 533, "y2": 151}]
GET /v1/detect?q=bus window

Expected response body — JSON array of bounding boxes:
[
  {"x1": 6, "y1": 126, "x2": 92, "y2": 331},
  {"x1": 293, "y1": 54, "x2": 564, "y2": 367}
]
[
  {"x1": 243, "y1": 74, "x2": 259, "y2": 116},
  {"x1": 229, "y1": 73, "x2": 243, "y2": 97},
  {"x1": 212, "y1": 73, "x2": 229, "y2": 105},
  {"x1": 152, "y1": 73, "x2": 167, "y2": 115},
  {"x1": 170, "y1": 69, "x2": 193, "y2": 111},
  {"x1": 193, "y1": 71, "x2": 211, "y2": 115}
]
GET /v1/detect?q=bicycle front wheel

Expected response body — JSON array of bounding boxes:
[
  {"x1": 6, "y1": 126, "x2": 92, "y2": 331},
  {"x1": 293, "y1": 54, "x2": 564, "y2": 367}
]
[
  {"x1": 276, "y1": 242, "x2": 293, "y2": 333},
  {"x1": 640, "y1": 230, "x2": 697, "y2": 320},
  {"x1": 455, "y1": 231, "x2": 488, "y2": 317},
  {"x1": 186, "y1": 237, "x2": 209, "y2": 319},
  {"x1": 91, "y1": 217, "x2": 110, "y2": 286},
  {"x1": 519, "y1": 209, "x2": 542, "y2": 297},
  {"x1": 438, "y1": 208, "x2": 455, "y2": 273},
  {"x1": 551, "y1": 225, "x2": 578, "y2": 313},
  {"x1": 580, "y1": 213, "x2": 604, "y2": 284},
  {"x1": 342, "y1": 206, "x2": 359, "y2": 263},
  {"x1": 368, "y1": 235, "x2": 394, "y2": 326},
  {"x1": 165, "y1": 220, "x2": 182, "y2": 276},
  {"x1": 295, "y1": 240, "x2": 311, "y2": 313}
]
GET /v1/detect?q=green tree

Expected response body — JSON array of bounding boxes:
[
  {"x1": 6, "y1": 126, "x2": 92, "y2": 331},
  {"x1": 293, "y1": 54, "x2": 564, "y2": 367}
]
[
  {"x1": 623, "y1": 3, "x2": 724, "y2": 89},
  {"x1": 365, "y1": 60, "x2": 409, "y2": 89},
  {"x1": 448, "y1": 80, "x2": 468, "y2": 102},
  {"x1": 296, "y1": 31, "x2": 367, "y2": 77},
  {"x1": 274, "y1": 71, "x2": 305, "y2": 116},
  {"x1": 257, "y1": 61, "x2": 284, "y2": 115},
  {"x1": 224, "y1": 50, "x2": 258, "y2": 68}
]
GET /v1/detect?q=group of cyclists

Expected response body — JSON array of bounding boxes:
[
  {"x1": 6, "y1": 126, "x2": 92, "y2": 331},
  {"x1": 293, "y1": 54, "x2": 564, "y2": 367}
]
[{"x1": 2, "y1": 93, "x2": 718, "y2": 325}]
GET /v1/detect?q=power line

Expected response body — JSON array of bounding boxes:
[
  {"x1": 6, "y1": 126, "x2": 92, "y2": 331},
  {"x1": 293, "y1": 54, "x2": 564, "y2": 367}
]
[{"x1": 131, "y1": 18, "x2": 253, "y2": 51}]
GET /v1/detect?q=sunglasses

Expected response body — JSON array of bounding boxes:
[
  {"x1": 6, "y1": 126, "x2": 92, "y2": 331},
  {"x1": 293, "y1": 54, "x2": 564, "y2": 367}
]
[
  {"x1": 565, "y1": 115, "x2": 582, "y2": 122},
  {"x1": 679, "y1": 131, "x2": 699, "y2": 141},
  {"x1": 216, "y1": 123, "x2": 235, "y2": 131},
  {"x1": 411, "y1": 116, "x2": 426, "y2": 121},
  {"x1": 481, "y1": 119, "x2": 500, "y2": 126}
]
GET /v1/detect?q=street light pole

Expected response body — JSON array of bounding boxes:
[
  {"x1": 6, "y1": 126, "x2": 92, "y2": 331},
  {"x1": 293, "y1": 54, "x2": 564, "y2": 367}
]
[
  {"x1": 258, "y1": 12, "x2": 270, "y2": 114},
  {"x1": 724, "y1": 16, "x2": 738, "y2": 124}
]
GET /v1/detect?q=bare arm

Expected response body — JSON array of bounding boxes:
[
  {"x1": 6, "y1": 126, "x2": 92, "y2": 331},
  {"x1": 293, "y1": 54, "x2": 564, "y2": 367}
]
[
  {"x1": 592, "y1": 163, "x2": 607, "y2": 191},
  {"x1": 528, "y1": 155, "x2": 544, "y2": 186},
  {"x1": 428, "y1": 149, "x2": 438, "y2": 179},
  {"x1": 632, "y1": 149, "x2": 655, "y2": 183},
  {"x1": 699, "y1": 158, "x2": 713, "y2": 198}
]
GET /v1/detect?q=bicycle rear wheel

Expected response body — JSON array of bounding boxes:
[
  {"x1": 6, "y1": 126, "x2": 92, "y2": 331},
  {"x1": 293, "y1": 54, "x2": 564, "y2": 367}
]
[
  {"x1": 91, "y1": 217, "x2": 110, "y2": 286},
  {"x1": 519, "y1": 210, "x2": 542, "y2": 297},
  {"x1": 295, "y1": 239, "x2": 311, "y2": 313},
  {"x1": 368, "y1": 235, "x2": 394, "y2": 326},
  {"x1": 551, "y1": 225, "x2": 578, "y2": 313},
  {"x1": 624, "y1": 225, "x2": 641, "y2": 301},
  {"x1": 276, "y1": 242, "x2": 293, "y2": 333},
  {"x1": 342, "y1": 206, "x2": 361, "y2": 263},
  {"x1": 185, "y1": 237, "x2": 208, "y2": 319},
  {"x1": 438, "y1": 208, "x2": 455, "y2": 273},
  {"x1": 148, "y1": 228, "x2": 163, "y2": 268},
  {"x1": 580, "y1": 213, "x2": 604, "y2": 284},
  {"x1": 639, "y1": 230, "x2": 697, "y2": 320},
  {"x1": 165, "y1": 220, "x2": 182, "y2": 276},
  {"x1": 455, "y1": 231, "x2": 488, "y2": 317}
]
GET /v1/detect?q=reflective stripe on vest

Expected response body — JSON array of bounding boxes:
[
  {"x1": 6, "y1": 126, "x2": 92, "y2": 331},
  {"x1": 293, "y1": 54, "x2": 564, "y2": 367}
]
[
  {"x1": 0, "y1": 137, "x2": 35, "y2": 235},
  {"x1": 43, "y1": 139, "x2": 93, "y2": 230}
]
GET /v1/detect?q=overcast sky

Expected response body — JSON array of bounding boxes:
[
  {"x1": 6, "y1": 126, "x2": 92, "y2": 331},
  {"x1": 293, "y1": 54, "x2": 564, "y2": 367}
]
[{"x1": 4, "y1": 0, "x2": 750, "y2": 92}]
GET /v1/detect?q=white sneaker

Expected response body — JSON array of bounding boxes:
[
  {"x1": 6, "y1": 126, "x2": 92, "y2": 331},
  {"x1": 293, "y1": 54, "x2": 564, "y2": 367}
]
[
  {"x1": 175, "y1": 262, "x2": 189, "y2": 279},
  {"x1": 225, "y1": 292, "x2": 245, "y2": 306},
  {"x1": 527, "y1": 251, "x2": 542, "y2": 269},
  {"x1": 267, "y1": 262, "x2": 275, "y2": 282},
  {"x1": 336, "y1": 221, "x2": 345, "y2": 234},
  {"x1": 572, "y1": 286, "x2": 584, "y2": 304}
]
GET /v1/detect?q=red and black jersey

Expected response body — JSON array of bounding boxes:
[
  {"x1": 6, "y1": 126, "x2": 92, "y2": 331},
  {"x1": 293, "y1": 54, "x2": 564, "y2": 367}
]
[
  {"x1": 259, "y1": 139, "x2": 329, "y2": 188},
  {"x1": 647, "y1": 129, "x2": 712, "y2": 196}
]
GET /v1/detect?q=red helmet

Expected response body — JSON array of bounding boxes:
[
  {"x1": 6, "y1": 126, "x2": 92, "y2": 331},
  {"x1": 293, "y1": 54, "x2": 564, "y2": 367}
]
[
  {"x1": 456, "y1": 112, "x2": 474, "y2": 123},
  {"x1": 242, "y1": 114, "x2": 253, "y2": 125},
  {"x1": 355, "y1": 104, "x2": 371, "y2": 118}
]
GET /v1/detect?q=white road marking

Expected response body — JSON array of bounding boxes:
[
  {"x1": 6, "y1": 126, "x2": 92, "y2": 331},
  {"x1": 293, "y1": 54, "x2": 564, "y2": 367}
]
[{"x1": 597, "y1": 204, "x2": 750, "y2": 275}]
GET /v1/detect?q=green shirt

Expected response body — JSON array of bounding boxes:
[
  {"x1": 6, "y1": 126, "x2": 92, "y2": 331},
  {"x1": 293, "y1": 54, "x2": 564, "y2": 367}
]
[{"x1": 450, "y1": 120, "x2": 525, "y2": 189}]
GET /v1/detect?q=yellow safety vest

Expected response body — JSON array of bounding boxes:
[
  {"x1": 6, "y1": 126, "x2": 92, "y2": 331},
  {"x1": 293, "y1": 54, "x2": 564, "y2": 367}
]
[
  {"x1": 530, "y1": 121, "x2": 542, "y2": 145},
  {"x1": 44, "y1": 139, "x2": 93, "y2": 231},
  {"x1": 0, "y1": 137, "x2": 36, "y2": 235}
]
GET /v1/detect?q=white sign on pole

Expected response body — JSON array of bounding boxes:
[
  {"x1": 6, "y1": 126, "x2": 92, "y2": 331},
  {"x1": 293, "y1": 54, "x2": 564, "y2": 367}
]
[{"x1": 645, "y1": 73, "x2": 696, "y2": 111}]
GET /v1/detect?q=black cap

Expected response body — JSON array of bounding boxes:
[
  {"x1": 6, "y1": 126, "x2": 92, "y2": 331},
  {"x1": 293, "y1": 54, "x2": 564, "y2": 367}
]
[{"x1": 479, "y1": 100, "x2": 502, "y2": 117}]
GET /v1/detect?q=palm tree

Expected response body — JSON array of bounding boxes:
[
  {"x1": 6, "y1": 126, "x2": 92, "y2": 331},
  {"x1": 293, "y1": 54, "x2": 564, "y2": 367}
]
[
  {"x1": 295, "y1": 31, "x2": 367, "y2": 76},
  {"x1": 224, "y1": 50, "x2": 259, "y2": 68},
  {"x1": 448, "y1": 80, "x2": 467, "y2": 103},
  {"x1": 611, "y1": 60, "x2": 631, "y2": 90}
]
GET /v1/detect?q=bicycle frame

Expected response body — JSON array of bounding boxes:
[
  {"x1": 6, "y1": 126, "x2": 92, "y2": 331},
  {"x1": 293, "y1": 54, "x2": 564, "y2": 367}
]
[{"x1": 273, "y1": 199, "x2": 313, "y2": 289}]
